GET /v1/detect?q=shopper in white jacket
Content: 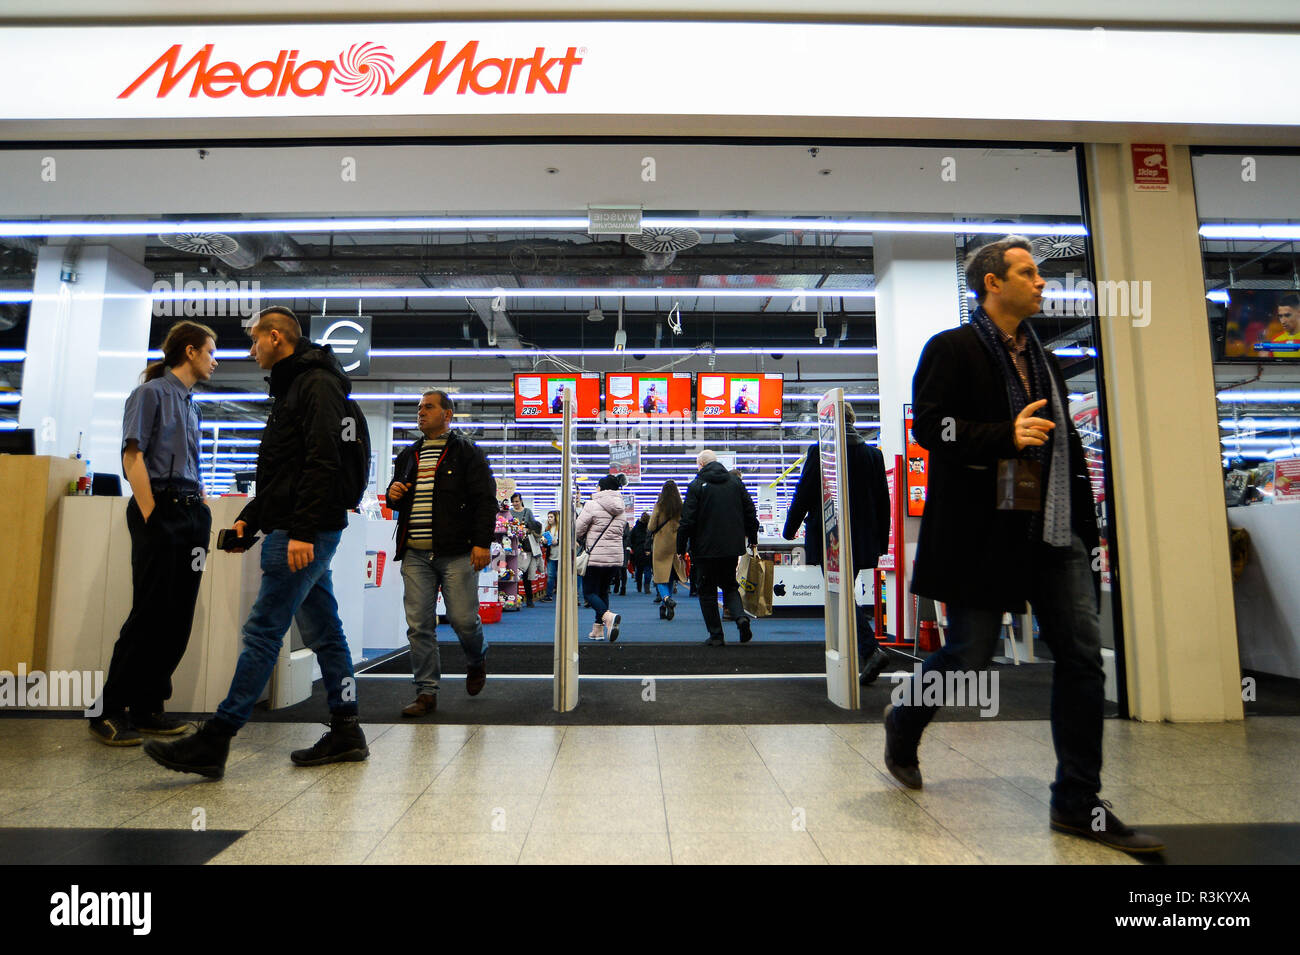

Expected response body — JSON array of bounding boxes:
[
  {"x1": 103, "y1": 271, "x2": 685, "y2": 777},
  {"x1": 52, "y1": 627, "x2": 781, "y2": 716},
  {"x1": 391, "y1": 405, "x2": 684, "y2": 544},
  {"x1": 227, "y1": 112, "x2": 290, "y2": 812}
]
[{"x1": 575, "y1": 474, "x2": 629, "y2": 640}]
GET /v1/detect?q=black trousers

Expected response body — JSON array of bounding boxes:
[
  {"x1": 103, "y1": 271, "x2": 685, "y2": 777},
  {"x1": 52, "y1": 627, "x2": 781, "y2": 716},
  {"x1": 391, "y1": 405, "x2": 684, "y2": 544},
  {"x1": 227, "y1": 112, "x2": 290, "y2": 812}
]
[
  {"x1": 100, "y1": 495, "x2": 212, "y2": 718},
  {"x1": 695, "y1": 556, "x2": 747, "y2": 641}
]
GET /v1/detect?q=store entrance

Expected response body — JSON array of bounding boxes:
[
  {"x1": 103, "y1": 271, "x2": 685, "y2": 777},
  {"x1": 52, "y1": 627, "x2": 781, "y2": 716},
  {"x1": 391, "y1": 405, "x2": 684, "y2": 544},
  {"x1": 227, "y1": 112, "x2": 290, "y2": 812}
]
[{"x1": 2, "y1": 140, "x2": 1109, "y2": 725}]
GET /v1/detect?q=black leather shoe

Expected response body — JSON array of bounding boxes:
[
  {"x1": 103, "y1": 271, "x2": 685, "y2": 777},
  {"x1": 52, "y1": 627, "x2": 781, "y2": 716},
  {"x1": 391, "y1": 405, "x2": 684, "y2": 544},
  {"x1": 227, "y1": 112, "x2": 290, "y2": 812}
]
[
  {"x1": 882, "y1": 704, "x2": 922, "y2": 790},
  {"x1": 859, "y1": 648, "x2": 891, "y2": 686},
  {"x1": 88, "y1": 716, "x2": 141, "y2": 747},
  {"x1": 144, "y1": 720, "x2": 231, "y2": 778},
  {"x1": 703, "y1": 636, "x2": 725, "y2": 647},
  {"x1": 1050, "y1": 800, "x2": 1166, "y2": 854},
  {"x1": 466, "y1": 662, "x2": 487, "y2": 696},
  {"x1": 131, "y1": 711, "x2": 189, "y2": 735},
  {"x1": 664, "y1": 598, "x2": 676, "y2": 621},
  {"x1": 737, "y1": 618, "x2": 753, "y2": 643},
  {"x1": 659, "y1": 603, "x2": 667, "y2": 619},
  {"x1": 290, "y1": 714, "x2": 369, "y2": 767}
]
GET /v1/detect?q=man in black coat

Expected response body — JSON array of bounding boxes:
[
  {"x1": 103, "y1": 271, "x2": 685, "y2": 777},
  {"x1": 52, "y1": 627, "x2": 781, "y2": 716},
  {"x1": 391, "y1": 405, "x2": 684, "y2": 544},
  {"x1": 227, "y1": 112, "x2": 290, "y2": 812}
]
[
  {"x1": 386, "y1": 390, "x2": 497, "y2": 715},
  {"x1": 145, "y1": 306, "x2": 368, "y2": 779},
  {"x1": 783, "y1": 403, "x2": 892, "y2": 684},
  {"x1": 677, "y1": 450, "x2": 759, "y2": 646},
  {"x1": 883, "y1": 237, "x2": 1162, "y2": 855}
]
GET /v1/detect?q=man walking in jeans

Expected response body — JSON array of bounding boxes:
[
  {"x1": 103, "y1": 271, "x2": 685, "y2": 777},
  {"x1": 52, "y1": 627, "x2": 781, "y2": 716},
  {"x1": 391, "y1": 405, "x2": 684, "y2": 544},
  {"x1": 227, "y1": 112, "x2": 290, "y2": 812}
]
[
  {"x1": 145, "y1": 306, "x2": 367, "y2": 778},
  {"x1": 386, "y1": 390, "x2": 495, "y2": 716},
  {"x1": 884, "y1": 237, "x2": 1162, "y2": 854}
]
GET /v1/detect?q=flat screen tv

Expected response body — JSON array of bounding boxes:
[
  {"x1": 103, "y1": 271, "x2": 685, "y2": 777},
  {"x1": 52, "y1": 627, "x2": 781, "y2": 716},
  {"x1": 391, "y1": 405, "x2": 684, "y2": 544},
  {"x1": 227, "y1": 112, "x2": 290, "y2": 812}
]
[{"x1": 1212, "y1": 289, "x2": 1300, "y2": 361}]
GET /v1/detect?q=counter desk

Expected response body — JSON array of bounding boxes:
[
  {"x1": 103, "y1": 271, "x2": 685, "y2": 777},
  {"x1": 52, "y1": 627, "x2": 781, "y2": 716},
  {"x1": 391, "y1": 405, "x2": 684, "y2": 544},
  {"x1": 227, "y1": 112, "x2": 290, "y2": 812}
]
[{"x1": 43, "y1": 496, "x2": 385, "y2": 713}]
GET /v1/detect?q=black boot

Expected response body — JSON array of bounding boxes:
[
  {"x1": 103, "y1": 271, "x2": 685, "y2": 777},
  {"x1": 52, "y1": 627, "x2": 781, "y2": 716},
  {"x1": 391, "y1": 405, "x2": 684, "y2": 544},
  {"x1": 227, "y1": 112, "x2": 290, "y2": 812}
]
[
  {"x1": 290, "y1": 713, "x2": 369, "y2": 767},
  {"x1": 144, "y1": 720, "x2": 233, "y2": 779}
]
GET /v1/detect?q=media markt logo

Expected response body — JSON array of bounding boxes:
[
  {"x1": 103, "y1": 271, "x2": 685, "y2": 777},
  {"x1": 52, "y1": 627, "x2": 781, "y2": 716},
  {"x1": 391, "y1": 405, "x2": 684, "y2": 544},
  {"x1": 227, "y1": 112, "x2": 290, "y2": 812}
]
[{"x1": 118, "y1": 39, "x2": 585, "y2": 100}]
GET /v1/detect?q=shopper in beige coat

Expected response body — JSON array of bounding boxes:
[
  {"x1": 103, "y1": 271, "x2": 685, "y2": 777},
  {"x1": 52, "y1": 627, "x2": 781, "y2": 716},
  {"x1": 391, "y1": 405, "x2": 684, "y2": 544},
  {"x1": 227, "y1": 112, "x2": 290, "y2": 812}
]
[{"x1": 648, "y1": 479, "x2": 686, "y2": 620}]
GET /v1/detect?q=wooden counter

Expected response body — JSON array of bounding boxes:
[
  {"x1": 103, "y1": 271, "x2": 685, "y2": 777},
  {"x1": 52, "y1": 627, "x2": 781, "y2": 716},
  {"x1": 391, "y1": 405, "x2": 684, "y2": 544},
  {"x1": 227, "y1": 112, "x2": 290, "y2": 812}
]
[{"x1": 0, "y1": 455, "x2": 86, "y2": 671}]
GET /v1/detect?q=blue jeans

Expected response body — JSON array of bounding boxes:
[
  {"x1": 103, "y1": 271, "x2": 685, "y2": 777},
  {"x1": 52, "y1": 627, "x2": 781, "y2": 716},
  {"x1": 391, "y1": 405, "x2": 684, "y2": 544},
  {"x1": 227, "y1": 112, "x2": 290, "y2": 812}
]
[
  {"x1": 401, "y1": 550, "x2": 488, "y2": 695},
  {"x1": 215, "y1": 529, "x2": 356, "y2": 731},
  {"x1": 546, "y1": 558, "x2": 559, "y2": 598},
  {"x1": 656, "y1": 582, "x2": 672, "y2": 600},
  {"x1": 585, "y1": 565, "x2": 615, "y2": 623},
  {"x1": 892, "y1": 535, "x2": 1104, "y2": 811},
  {"x1": 855, "y1": 603, "x2": 882, "y2": 661}
]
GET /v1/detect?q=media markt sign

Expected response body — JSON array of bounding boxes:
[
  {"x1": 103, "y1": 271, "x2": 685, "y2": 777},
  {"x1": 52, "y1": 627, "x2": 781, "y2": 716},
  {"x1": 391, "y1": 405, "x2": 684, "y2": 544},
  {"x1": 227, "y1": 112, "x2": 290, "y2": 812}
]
[
  {"x1": 311, "y1": 314, "x2": 372, "y2": 376},
  {"x1": 588, "y1": 207, "x2": 642, "y2": 235}
]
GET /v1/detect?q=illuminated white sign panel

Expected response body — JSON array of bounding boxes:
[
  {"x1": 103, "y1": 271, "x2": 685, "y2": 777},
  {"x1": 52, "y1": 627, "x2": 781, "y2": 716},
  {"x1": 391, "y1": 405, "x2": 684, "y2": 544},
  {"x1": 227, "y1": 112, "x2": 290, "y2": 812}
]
[{"x1": 0, "y1": 22, "x2": 1298, "y2": 125}]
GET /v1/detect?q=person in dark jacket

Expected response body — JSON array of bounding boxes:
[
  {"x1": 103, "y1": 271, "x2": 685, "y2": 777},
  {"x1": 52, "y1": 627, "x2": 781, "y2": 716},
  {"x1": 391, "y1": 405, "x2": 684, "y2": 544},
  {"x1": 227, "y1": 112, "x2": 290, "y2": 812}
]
[
  {"x1": 145, "y1": 306, "x2": 367, "y2": 778},
  {"x1": 882, "y1": 237, "x2": 1161, "y2": 855},
  {"x1": 629, "y1": 512, "x2": 654, "y2": 593},
  {"x1": 784, "y1": 403, "x2": 893, "y2": 684},
  {"x1": 386, "y1": 390, "x2": 496, "y2": 716},
  {"x1": 677, "y1": 449, "x2": 759, "y2": 646},
  {"x1": 509, "y1": 492, "x2": 543, "y2": 608}
]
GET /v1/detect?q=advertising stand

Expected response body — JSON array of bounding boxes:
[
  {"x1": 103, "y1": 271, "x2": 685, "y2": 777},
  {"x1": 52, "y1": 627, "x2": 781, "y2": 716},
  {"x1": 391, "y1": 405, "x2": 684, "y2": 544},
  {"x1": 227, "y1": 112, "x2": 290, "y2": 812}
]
[
  {"x1": 818, "y1": 388, "x2": 860, "y2": 710},
  {"x1": 552, "y1": 387, "x2": 580, "y2": 712}
]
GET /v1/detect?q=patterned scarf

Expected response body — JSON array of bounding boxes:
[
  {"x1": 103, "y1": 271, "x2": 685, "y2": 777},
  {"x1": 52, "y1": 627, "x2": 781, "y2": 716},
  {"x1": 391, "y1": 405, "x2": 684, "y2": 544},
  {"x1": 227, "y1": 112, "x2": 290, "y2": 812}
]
[{"x1": 970, "y1": 307, "x2": 1072, "y2": 547}]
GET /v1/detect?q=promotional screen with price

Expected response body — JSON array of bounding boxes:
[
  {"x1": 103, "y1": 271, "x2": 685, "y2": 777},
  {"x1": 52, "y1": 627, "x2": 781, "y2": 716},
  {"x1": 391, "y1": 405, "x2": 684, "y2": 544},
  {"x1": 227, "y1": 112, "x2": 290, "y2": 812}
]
[
  {"x1": 605, "y1": 372, "x2": 692, "y2": 419},
  {"x1": 695, "y1": 373, "x2": 783, "y2": 421},
  {"x1": 514, "y1": 372, "x2": 602, "y2": 421}
]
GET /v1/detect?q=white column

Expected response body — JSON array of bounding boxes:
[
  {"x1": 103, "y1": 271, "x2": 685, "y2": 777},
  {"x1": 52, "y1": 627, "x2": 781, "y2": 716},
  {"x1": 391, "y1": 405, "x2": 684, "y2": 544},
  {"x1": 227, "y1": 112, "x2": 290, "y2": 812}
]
[
  {"x1": 20, "y1": 244, "x2": 153, "y2": 481},
  {"x1": 362, "y1": 383, "x2": 392, "y2": 494},
  {"x1": 1085, "y1": 143, "x2": 1241, "y2": 722},
  {"x1": 872, "y1": 233, "x2": 962, "y2": 643}
]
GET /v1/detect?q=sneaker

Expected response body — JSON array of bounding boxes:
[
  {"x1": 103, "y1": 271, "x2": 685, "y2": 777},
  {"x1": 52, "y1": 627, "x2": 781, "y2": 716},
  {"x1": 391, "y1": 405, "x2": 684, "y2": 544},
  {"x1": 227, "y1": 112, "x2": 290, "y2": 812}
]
[
  {"x1": 88, "y1": 716, "x2": 142, "y2": 747},
  {"x1": 401, "y1": 693, "x2": 437, "y2": 718},
  {"x1": 144, "y1": 720, "x2": 231, "y2": 778},
  {"x1": 603, "y1": 611, "x2": 622, "y2": 643},
  {"x1": 1050, "y1": 800, "x2": 1166, "y2": 854},
  {"x1": 859, "y1": 648, "x2": 891, "y2": 686},
  {"x1": 587, "y1": 623, "x2": 606, "y2": 641},
  {"x1": 290, "y1": 714, "x2": 369, "y2": 767},
  {"x1": 737, "y1": 617, "x2": 753, "y2": 643},
  {"x1": 882, "y1": 704, "x2": 922, "y2": 790},
  {"x1": 131, "y1": 711, "x2": 189, "y2": 736},
  {"x1": 466, "y1": 662, "x2": 487, "y2": 697}
]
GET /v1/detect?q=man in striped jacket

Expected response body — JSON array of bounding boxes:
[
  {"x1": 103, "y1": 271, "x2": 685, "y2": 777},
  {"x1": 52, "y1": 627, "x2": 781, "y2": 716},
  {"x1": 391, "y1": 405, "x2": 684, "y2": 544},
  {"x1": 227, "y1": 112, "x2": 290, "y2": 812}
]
[{"x1": 387, "y1": 390, "x2": 497, "y2": 716}]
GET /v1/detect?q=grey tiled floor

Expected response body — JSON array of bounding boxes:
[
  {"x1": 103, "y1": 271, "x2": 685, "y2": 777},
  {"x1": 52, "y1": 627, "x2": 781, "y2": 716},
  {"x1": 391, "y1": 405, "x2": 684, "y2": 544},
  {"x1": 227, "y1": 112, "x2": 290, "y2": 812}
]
[{"x1": 2, "y1": 716, "x2": 1298, "y2": 864}]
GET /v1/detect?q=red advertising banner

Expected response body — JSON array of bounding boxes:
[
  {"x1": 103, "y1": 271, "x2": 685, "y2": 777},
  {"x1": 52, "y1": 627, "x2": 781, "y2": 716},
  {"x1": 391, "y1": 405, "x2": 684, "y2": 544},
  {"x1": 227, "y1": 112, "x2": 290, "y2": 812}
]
[
  {"x1": 1276, "y1": 457, "x2": 1300, "y2": 501},
  {"x1": 514, "y1": 372, "x2": 601, "y2": 421},
  {"x1": 879, "y1": 464, "x2": 897, "y2": 571},
  {"x1": 608, "y1": 439, "x2": 641, "y2": 483},
  {"x1": 903, "y1": 406, "x2": 929, "y2": 517},
  {"x1": 817, "y1": 399, "x2": 842, "y2": 592},
  {"x1": 696, "y1": 372, "x2": 783, "y2": 420},
  {"x1": 1130, "y1": 143, "x2": 1170, "y2": 191},
  {"x1": 605, "y1": 372, "x2": 692, "y2": 419}
]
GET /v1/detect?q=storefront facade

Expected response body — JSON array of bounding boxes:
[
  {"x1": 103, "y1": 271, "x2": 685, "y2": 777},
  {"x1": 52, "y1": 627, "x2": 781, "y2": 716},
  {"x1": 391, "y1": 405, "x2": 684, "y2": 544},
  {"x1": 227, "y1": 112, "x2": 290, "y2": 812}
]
[{"x1": 4, "y1": 6, "x2": 1296, "y2": 722}]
